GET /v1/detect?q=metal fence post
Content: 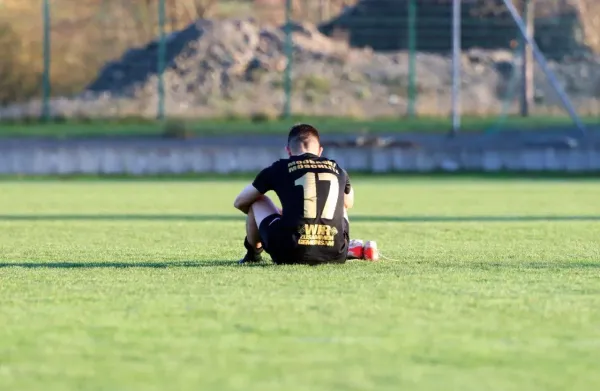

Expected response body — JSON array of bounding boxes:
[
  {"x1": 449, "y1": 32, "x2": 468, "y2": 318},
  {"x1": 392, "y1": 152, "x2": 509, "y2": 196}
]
[
  {"x1": 283, "y1": 0, "x2": 293, "y2": 118},
  {"x1": 157, "y1": 0, "x2": 166, "y2": 121},
  {"x1": 451, "y1": 0, "x2": 461, "y2": 135},
  {"x1": 407, "y1": 0, "x2": 417, "y2": 118},
  {"x1": 520, "y1": 0, "x2": 534, "y2": 117},
  {"x1": 42, "y1": 0, "x2": 51, "y2": 122}
]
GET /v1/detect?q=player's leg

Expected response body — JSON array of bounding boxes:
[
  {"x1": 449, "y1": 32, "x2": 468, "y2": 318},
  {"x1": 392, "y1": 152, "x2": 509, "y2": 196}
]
[
  {"x1": 246, "y1": 205, "x2": 265, "y2": 249},
  {"x1": 241, "y1": 206, "x2": 263, "y2": 261},
  {"x1": 239, "y1": 196, "x2": 280, "y2": 264}
]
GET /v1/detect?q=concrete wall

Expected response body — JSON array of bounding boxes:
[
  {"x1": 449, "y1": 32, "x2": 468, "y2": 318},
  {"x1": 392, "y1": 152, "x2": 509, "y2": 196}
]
[{"x1": 1, "y1": 139, "x2": 600, "y2": 174}]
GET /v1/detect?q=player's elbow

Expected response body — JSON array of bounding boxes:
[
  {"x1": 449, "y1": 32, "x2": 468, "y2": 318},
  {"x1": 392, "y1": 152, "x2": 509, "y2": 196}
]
[
  {"x1": 234, "y1": 193, "x2": 259, "y2": 212},
  {"x1": 234, "y1": 185, "x2": 263, "y2": 213},
  {"x1": 233, "y1": 196, "x2": 246, "y2": 211},
  {"x1": 344, "y1": 194, "x2": 354, "y2": 209}
]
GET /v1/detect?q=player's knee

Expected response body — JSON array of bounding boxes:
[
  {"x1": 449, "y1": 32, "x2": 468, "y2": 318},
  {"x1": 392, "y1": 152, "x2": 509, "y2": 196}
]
[{"x1": 251, "y1": 196, "x2": 280, "y2": 227}]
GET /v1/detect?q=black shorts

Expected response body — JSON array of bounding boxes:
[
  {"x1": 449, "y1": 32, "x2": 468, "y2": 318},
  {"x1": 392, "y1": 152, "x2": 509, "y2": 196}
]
[{"x1": 259, "y1": 214, "x2": 349, "y2": 265}]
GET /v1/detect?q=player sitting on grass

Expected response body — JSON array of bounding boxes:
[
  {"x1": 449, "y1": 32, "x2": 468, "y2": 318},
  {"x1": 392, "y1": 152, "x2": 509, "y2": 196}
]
[{"x1": 233, "y1": 124, "x2": 372, "y2": 265}]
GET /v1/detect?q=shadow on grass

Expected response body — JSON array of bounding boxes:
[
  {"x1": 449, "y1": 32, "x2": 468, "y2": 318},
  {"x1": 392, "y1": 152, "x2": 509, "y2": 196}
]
[
  {"x1": 0, "y1": 260, "x2": 272, "y2": 269},
  {"x1": 2, "y1": 214, "x2": 600, "y2": 223}
]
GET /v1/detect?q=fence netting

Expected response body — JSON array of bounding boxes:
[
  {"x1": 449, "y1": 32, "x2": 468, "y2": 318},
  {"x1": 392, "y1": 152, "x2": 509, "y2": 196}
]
[{"x1": 0, "y1": 0, "x2": 599, "y2": 129}]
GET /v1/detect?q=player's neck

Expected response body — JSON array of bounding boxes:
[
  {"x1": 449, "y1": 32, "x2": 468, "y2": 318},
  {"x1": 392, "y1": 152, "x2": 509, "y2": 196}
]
[{"x1": 291, "y1": 150, "x2": 318, "y2": 157}]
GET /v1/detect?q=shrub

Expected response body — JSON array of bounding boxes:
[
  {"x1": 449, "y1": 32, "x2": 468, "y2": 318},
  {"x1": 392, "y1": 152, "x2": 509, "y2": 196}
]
[{"x1": 0, "y1": 21, "x2": 41, "y2": 106}]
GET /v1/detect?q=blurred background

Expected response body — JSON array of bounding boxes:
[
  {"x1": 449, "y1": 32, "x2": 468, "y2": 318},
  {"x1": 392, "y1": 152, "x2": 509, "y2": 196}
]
[{"x1": 1, "y1": 0, "x2": 599, "y2": 174}]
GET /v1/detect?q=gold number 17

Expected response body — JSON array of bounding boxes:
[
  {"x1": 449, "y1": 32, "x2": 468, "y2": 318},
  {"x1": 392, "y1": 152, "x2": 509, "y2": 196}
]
[{"x1": 294, "y1": 172, "x2": 339, "y2": 220}]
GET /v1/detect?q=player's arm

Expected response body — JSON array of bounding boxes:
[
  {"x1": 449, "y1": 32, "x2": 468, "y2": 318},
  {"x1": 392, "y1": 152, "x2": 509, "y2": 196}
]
[
  {"x1": 343, "y1": 169, "x2": 354, "y2": 209},
  {"x1": 344, "y1": 187, "x2": 354, "y2": 209},
  {"x1": 233, "y1": 184, "x2": 263, "y2": 214},
  {"x1": 233, "y1": 165, "x2": 274, "y2": 214}
]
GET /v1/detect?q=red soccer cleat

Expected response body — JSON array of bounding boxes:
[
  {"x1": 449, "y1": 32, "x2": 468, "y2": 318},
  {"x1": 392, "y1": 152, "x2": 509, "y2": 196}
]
[
  {"x1": 364, "y1": 241, "x2": 379, "y2": 261},
  {"x1": 347, "y1": 239, "x2": 364, "y2": 260}
]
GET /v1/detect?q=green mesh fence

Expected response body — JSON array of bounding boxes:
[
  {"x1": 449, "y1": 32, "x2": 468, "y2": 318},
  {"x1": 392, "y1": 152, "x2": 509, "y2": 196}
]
[{"x1": 0, "y1": 0, "x2": 597, "y2": 131}]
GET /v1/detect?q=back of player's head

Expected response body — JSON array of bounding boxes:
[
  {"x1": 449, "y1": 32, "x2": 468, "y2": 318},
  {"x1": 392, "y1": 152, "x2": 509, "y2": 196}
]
[{"x1": 287, "y1": 124, "x2": 321, "y2": 155}]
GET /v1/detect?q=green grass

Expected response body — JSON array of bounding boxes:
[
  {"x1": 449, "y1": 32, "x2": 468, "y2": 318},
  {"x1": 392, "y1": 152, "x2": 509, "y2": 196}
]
[
  {"x1": 1, "y1": 178, "x2": 599, "y2": 391},
  {"x1": 1, "y1": 115, "x2": 598, "y2": 138}
]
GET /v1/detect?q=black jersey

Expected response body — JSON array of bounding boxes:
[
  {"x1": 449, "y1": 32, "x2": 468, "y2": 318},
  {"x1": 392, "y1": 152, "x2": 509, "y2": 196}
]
[{"x1": 252, "y1": 153, "x2": 351, "y2": 263}]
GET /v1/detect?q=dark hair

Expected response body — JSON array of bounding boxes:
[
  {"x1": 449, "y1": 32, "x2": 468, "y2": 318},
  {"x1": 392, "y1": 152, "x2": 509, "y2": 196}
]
[{"x1": 287, "y1": 124, "x2": 320, "y2": 151}]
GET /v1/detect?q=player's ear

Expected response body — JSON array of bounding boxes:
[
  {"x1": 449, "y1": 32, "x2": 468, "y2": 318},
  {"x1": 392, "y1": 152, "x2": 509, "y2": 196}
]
[
  {"x1": 318, "y1": 145, "x2": 323, "y2": 156},
  {"x1": 285, "y1": 146, "x2": 292, "y2": 157}
]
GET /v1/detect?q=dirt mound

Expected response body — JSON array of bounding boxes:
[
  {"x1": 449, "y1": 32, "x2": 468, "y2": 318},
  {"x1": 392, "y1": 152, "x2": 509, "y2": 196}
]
[
  {"x1": 84, "y1": 18, "x2": 357, "y2": 115},
  {"x1": 87, "y1": 19, "x2": 346, "y2": 98}
]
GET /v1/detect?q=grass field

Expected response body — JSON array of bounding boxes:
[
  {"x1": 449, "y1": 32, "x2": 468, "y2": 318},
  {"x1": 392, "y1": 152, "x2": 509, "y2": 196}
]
[
  {"x1": 1, "y1": 177, "x2": 599, "y2": 391},
  {"x1": 1, "y1": 115, "x2": 598, "y2": 138}
]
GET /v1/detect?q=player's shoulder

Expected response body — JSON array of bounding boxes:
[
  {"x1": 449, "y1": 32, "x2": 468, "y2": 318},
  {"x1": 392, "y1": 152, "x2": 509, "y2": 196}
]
[
  {"x1": 314, "y1": 154, "x2": 336, "y2": 164},
  {"x1": 260, "y1": 158, "x2": 295, "y2": 177},
  {"x1": 269, "y1": 157, "x2": 294, "y2": 169},
  {"x1": 318, "y1": 156, "x2": 348, "y2": 173}
]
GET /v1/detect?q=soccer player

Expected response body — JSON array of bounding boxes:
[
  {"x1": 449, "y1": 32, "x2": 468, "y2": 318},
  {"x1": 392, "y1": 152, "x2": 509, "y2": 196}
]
[{"x1": 233, "y1": 124, "x2": 355, "y2": 265}]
